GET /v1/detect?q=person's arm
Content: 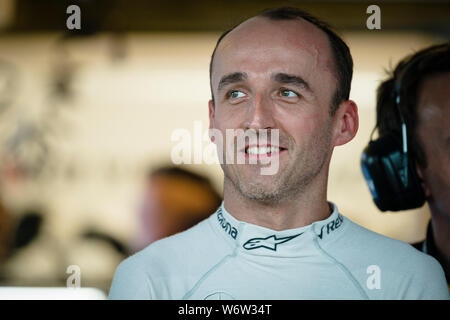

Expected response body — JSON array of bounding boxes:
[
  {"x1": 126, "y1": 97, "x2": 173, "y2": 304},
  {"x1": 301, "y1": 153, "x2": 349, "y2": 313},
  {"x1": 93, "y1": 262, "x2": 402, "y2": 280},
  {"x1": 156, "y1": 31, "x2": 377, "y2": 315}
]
[{"x1": 403, "y1": 254, "x2": 450, "y2": 299}]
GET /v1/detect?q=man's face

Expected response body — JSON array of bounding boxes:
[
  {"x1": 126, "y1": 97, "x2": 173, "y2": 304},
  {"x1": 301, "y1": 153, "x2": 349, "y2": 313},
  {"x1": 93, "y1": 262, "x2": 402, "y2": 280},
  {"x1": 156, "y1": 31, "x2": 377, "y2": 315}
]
[
  {"x1": 416, "y1": 72, "x2": 450, "y2": 219},
  {"x1": 209, "y1": 17, "x2": 339, "y2": 203}
]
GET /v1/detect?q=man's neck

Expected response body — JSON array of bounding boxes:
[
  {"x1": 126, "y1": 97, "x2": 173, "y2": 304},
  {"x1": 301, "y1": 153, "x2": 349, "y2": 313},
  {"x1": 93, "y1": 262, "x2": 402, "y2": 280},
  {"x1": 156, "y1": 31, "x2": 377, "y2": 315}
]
[
  {"x1": 222, "y1": 176, "x2": 331, "y2": 231},
  {"x1": 429, "y1": 204, "x2": 450, "y2": 279}
]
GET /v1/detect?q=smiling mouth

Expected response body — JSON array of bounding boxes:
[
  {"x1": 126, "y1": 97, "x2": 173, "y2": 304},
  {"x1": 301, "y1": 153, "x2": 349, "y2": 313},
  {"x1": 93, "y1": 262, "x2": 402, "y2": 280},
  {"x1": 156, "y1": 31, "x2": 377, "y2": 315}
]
[{"x1": 243, "y1": 145, "x2": 287, "y2": 157}]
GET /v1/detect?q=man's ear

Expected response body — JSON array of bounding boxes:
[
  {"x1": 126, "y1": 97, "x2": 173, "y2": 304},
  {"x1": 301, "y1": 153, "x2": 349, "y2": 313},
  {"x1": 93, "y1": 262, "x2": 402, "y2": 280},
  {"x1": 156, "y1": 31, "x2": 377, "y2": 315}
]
[
  {"x1": 208, "y1": 99, "x2": 215, "y2": 142},
  {"x1": 415, "y1": 162, "x2": 431, "y2": 197},
  {"x1": 332, "y1": 100, "x2": 359, "y2": 147}
]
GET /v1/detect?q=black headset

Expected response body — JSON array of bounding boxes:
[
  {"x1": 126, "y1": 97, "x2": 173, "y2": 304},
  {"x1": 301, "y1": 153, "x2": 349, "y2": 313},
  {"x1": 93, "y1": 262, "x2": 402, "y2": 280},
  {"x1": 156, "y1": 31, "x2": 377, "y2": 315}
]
[{"x1": 360, "y1": 52, "x2": 427, "y2": 212}]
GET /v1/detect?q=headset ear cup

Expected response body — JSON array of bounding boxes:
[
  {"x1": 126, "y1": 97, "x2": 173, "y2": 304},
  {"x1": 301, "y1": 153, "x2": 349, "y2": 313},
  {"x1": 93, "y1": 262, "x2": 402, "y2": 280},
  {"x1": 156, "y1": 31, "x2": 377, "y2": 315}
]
[{"x1": 361, "y1": 134, "x2": 425, "y2": 211}]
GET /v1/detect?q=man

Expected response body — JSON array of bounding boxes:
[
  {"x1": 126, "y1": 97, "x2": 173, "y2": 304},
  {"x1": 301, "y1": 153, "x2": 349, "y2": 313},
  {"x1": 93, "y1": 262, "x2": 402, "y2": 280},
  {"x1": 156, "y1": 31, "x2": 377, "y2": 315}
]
[
  {"x1": 375, "y1": 43, "x2": 450, "y2": 286},
  {"x1": 109, "y1": 7, "x2": 449, "y2": 299},
  {"x1": 132, "y1": 166, "x2": 222, "y2": 252}
]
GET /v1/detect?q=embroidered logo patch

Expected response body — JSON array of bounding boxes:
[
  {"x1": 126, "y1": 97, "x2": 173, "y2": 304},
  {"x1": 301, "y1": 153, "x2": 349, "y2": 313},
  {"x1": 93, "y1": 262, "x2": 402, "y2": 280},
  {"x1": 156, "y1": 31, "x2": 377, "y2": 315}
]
[{"x1": 243, "y1": 233, "x2": 303, "y2": 251}]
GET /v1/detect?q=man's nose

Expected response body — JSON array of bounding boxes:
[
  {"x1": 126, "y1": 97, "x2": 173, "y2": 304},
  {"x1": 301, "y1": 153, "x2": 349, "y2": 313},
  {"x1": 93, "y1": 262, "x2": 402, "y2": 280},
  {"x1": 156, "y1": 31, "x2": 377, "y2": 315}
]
[{"x1": 244, "y1": 93, "x2": 276, "y2": 130}]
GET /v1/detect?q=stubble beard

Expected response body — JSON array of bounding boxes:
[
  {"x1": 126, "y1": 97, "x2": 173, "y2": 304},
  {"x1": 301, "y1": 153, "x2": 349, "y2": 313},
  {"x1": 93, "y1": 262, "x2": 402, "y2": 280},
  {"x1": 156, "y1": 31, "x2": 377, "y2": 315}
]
[{"x1": 222, "y1": 125, "x2": 332, "y2": 205}]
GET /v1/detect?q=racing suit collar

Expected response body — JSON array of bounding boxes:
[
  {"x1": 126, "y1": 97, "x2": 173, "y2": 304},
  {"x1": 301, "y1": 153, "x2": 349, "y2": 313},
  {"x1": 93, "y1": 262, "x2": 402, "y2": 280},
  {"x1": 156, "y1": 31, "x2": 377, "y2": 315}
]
[{"x1": 213, "y1": 201, "x2": 345, "y2": 257}]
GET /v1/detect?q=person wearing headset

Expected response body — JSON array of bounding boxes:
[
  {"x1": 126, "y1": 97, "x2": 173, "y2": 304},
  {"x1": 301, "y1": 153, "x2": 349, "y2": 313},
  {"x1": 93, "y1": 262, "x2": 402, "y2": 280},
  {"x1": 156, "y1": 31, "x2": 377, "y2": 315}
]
[
  {"x1": 361, "y1": 43, "x2": 450, "y2": 287},
  {"x1": 109, "y1": 7, "x2": 449, "y2": 299}
]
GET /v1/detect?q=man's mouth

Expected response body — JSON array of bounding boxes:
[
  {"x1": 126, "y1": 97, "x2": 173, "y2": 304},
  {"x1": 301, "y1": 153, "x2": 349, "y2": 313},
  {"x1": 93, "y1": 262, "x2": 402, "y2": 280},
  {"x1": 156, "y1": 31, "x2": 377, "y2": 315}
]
[{"x1": 243, "y1": 144, "x2": 287, "y2": 158}]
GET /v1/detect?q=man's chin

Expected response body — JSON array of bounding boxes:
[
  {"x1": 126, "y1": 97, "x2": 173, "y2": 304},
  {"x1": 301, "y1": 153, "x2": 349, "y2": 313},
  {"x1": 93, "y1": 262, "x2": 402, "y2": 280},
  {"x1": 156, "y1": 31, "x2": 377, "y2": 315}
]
[
  {"x1": 238, "y1": 184, "x2": 284, "y2": 204},
  {"x1": 239, "y1": 163, "x2": 282, "y2": 177},
  {"x1": 236, "y1": 173, "x2": 284, "y2": 203},
  {"x1": 223, "y1": 163, "x2": 288, "y2": 201}
]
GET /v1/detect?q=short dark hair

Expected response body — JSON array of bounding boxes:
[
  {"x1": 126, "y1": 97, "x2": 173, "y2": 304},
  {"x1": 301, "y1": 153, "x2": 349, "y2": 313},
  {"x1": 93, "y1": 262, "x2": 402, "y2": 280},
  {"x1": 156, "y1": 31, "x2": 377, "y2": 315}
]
[
  {"x1": 148, "y1": 165, "x2": 223, "y2": 230},
  {"x1": 376, "y1": 42, "x2": 450, "y2": 168},
  {"x1": 149, "y1": 165, "x2": 222, "y2": 205},
  {"x1": 209, "y1": 6, "x2": 353, "y2": 115}
]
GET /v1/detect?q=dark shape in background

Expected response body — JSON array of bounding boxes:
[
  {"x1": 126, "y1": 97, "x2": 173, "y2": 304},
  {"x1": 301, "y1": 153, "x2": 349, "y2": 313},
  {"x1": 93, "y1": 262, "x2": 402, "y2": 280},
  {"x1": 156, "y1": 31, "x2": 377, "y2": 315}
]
[
  {"x1": 1, "y1": 0, "x2": 449, "y2": 37},
  {"x1": 11, "y1": 210, "x2": 42, "y2": 251},
  {"x1": 81, "y1": 229, "x2": 130, "y2": 257}
]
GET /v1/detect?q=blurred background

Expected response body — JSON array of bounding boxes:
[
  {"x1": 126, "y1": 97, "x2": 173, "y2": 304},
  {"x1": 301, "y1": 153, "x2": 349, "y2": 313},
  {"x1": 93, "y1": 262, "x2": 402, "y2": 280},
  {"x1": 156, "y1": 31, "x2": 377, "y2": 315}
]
[{"x1": 0, "y1": 0, "x2": 449, "y2": 295}]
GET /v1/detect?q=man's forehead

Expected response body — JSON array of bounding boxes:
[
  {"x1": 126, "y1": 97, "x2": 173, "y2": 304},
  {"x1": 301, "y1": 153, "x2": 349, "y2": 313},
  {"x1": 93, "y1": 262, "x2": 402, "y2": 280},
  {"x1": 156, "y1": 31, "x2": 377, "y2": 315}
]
[
  {"x1": 416, "y1": 73, "x2": 450, "y2": 140},
  {"x1": 212, "y1": 17, "x2": 334, "y2": 83},
  {"x1": 222, "y1": 16, "x2": 329, "y2": 48},
  {"x1": 418, "y1": 73, "x2": 450, "y2": 119}
]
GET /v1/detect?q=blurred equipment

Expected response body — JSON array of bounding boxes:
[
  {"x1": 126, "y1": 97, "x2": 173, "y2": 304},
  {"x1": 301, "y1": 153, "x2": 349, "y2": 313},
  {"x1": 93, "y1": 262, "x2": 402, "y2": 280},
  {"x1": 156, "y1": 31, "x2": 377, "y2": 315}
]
[
  {"x1": 133, "y1": 166, "x2": 222, "y2": 252},
  {"x1": 11, "y1": 210, "x2": 43, "y2": 251},
  {"x1": 0, "y1": 207, "x2": 68, "y2": 288},
  {"x1": 82, "y1": 229, "x2": 129, "y2": 257},
  {"x1": 0, "y1": 208, "x2": 44, "y2": 264}
]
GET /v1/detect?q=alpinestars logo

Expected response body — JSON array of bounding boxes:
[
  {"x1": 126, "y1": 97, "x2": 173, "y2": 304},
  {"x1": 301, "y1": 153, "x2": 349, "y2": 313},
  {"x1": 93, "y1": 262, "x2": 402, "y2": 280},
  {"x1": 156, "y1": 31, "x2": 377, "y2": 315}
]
[{"x1": 243, "y1": 233, "x2": 303, "y2": 251}]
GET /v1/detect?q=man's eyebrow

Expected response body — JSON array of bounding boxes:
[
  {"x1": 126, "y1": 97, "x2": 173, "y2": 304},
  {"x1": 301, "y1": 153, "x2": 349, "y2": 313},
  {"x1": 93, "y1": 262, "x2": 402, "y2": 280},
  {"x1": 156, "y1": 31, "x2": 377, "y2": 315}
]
[
  {"x1": 272, "y1": 73, "x2": 312, "y2": 92},
  {"x1": 217, "y1": 72, "x2": 248, "y2": 91}
]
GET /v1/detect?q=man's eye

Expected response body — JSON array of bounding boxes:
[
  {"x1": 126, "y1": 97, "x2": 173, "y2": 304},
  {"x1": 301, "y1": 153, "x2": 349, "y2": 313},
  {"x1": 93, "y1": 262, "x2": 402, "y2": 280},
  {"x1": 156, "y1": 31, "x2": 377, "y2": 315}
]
[
  {"x1": 280, "y1": 89, "x2": 298, "y2": 97},
  {"x1": 229, "y1": 91, "x2": 246, "y2": 99}
]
